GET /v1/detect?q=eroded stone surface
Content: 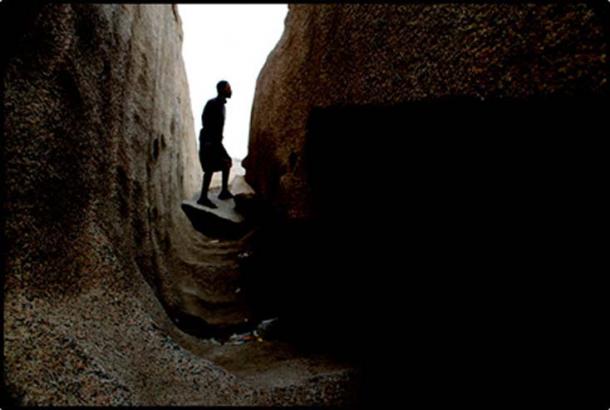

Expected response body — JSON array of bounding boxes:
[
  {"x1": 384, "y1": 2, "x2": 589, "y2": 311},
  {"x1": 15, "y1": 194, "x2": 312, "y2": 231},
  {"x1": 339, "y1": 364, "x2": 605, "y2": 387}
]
[{"x1": 246, "y1": 3, "x2": 610, "y2": 219}]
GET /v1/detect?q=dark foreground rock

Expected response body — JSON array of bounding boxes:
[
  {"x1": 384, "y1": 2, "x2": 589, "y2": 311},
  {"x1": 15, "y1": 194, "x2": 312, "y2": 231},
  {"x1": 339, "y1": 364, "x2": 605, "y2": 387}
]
[
  {"x1": 243, "y1": 4, "x2": 610, "y2": 408},
  {"x1": 182, "y1": 196, "x2": 248, "y2": 240},
  {"x1": 181, "y1": 177, "x2": 257, "y2": 240}
]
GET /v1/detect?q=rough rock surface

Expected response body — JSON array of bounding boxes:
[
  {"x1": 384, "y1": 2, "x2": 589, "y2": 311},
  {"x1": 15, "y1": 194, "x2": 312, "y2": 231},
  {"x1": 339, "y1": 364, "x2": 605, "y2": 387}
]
[
  {"x1": 2, "y1": 4, "x2": 357, "y2": 406},
  {"x1": 242, "y1": 5, "x2": 609, "y2": 407},
  {"x1": 246, "y1": 3, "x2": 610, "y2": 219}
]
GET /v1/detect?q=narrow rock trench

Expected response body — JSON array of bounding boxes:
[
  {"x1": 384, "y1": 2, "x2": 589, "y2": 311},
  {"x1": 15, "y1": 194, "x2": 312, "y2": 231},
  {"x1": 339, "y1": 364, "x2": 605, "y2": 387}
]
[
  {"x1": 3, "y1": 2, "x2": 609, "y2": 407},
  {"x1": 1, "y1": 4, "x2": 361, "y2": 406}
]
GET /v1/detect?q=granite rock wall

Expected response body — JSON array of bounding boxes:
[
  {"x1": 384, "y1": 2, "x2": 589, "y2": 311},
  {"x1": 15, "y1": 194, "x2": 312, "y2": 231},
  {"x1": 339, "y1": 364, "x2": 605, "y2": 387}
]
[
  {"x1": 1, "y1": 4, "x2": 256, "y2": 405},
  {"x1": 246, "y1": 3, "x2": 610, "y2": 219}
]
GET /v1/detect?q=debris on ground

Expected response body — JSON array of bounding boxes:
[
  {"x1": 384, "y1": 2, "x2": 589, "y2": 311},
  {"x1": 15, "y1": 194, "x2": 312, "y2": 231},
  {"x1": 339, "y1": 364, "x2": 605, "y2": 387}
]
[
  {"x1": 256, "y1": 317, "x2": 279, "y2": 339},
  {"x1": 208, "y1": 318, "x2": 280, "y2": 346},
  {"x1": 228, "y1": 333, "x2": 256, "y2": 345},
  {"x1": 237, "y1": 251, "x2": 250, "y2": 259}
]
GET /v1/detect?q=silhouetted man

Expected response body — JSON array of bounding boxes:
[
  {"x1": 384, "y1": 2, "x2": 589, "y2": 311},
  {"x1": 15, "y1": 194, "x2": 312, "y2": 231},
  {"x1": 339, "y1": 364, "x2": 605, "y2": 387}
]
[{"x1": 197, "y1": 80, "x2": 233, "y2": 208}]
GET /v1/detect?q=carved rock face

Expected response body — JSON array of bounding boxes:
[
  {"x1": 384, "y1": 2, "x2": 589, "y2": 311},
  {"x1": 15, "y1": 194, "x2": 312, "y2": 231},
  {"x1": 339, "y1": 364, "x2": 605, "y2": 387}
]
[
  {"x1": 246, "y1": 4, "x2": 610, "y2": 220},
  {"x1": 3, "y1": 3, "x2": 201, "y2": 302},
  {"x1": 1, "y1": 4, "x2": 250, "y2": 405}
]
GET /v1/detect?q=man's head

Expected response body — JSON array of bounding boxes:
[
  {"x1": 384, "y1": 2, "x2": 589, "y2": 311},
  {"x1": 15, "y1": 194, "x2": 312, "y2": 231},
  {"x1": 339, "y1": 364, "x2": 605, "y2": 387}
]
[{"x1": 217, "y1": 80, "x2": 232, "y2": 99}]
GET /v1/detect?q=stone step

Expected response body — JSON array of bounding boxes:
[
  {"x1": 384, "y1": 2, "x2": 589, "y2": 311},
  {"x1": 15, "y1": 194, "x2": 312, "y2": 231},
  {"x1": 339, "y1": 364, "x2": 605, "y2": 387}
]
[{"x1": 181, "y1": 176, "x2": 255, "y2": 240}]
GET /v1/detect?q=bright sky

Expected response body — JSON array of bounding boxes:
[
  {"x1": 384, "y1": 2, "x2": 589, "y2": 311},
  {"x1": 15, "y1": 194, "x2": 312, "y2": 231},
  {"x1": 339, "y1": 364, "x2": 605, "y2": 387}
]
[{"x1": 179, "y1": 4, "x2": 288, "y2": 160}]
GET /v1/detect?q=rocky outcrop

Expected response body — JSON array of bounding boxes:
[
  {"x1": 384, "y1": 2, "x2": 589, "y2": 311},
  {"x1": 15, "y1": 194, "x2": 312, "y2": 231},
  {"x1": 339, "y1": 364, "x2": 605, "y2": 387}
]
[
  {"x1": 2, "y1": 3, "x2": 222, "y2": 405},
  {"x1": 246, "y1": 3, "x2": 610, "y2": 219},
  {"x1": 243, "y1": 5, "x2": 610, "y2": 407},
  {"x1": 2, "y1": 4, "x2": 264, "y2": 406},
  {"x1": 6, "y1": 3, "x2": 607, "y2": 406}
]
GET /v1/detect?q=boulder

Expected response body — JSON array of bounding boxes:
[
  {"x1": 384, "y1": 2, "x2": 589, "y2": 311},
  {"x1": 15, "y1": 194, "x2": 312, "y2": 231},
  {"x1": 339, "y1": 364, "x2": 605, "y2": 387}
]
[
  {"x1": 246, "y1": 3, "x2": 610, "y2": 220},
  {"x1": 181, "y1": 176, "x2": 255, "y2": 240}
]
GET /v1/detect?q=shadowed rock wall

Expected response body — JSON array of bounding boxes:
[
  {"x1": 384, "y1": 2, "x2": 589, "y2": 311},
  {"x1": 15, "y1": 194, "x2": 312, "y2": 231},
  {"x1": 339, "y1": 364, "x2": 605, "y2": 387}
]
[
  {"x1": 246, "y1": 3, "x2": 610, "y2": 219},
  {"x1": 243, "y1": 5, "x2": 610, "y2": 407}
]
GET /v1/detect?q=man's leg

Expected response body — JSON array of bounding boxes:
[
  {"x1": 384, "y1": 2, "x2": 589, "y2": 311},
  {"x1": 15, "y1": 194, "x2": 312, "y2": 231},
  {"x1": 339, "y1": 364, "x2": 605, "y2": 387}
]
[
  {"x1": 218, "y1": 164, "x2": 234, "y2": 200},
  {"x1": 197, "y1": 171, "x2": 217, "y2": 208}
]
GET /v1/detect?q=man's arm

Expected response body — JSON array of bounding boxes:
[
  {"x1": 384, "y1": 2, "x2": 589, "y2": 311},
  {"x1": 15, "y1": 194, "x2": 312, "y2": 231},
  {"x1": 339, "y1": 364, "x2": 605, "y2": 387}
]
[{"x1": 201, "y1": 100, "x2": 212, "y2": 129}]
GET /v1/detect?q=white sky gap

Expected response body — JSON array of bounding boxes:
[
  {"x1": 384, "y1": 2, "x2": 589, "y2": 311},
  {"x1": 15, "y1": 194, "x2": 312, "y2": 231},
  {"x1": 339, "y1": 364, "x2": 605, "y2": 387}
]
[{"x1": 179, "y1": 4, "x2": 288, "y2": 160}]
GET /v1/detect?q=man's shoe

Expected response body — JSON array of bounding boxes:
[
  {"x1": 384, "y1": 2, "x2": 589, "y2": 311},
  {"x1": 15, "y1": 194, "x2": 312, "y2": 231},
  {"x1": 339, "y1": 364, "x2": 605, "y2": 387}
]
[
  {"x1": 218, "y1": 190, "x2": 234, "y2": 200},
  {"x1": 197, "y1": 197, "x2": 217, "y2": 209}
]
